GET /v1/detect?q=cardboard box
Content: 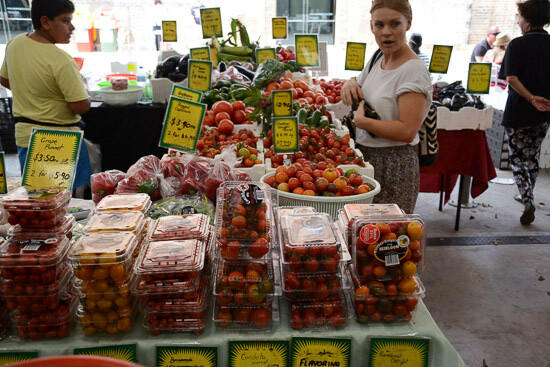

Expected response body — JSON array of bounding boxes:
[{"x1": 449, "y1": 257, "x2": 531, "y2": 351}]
[{"x1": 436, "y1": 106, "x2": 494, "y2": 130}]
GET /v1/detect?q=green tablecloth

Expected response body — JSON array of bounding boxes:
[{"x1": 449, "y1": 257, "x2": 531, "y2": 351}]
[{"x1": 0, "y1": 300, "x2": 463, "y2": 366}]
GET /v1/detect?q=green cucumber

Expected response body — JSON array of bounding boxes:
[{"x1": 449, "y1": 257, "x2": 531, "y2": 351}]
[{"x1": 297, "y1": 108, "x2": 308, "y2": 125}]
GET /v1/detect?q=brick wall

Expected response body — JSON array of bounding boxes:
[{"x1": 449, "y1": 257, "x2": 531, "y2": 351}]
[{"x1": 468, "y1": 0, "x2": 521, "y2": 44}]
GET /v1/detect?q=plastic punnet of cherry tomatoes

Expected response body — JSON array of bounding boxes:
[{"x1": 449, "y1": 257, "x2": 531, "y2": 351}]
[{"x1": 289, "y1": 297, "x2": 347, "y2": 330}]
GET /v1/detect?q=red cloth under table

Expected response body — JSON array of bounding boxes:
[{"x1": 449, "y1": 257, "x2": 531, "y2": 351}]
[{"x1": 420, "y1": 129, "x2": 497, "y2": 203}]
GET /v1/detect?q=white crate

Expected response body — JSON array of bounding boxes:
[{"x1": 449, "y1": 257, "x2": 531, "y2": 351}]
[
  {"x1": 437, "y1": 106, "x2": 494, "y2": 130},
  {"x1": 151, "y1": 77, "x2": 187, "y2": 104}
]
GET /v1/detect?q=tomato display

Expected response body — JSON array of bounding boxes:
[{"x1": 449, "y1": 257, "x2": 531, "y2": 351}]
[
  {"x1": 95, "y1": 193, "x2": 152, "y2": 213},
  {"x1": 149, "y1": 214, "x2": 210, "y2": 241},
  {"x1": 279, "y1": 213, "x2": 343, "y2": 273},
  {"x1": 289, "y1": 296, "x2": 348, "y2": 330},
  {"x1": 85, "y1": 211, "x2": 146, "y2": 237},
  {"x1": 283, "y1": 271, "x2": 343, "y2": 301},
  {"x1": 13, "y1": 296, "x2": 76, "y2": 340},
  {"x1": 352, "y1": 217, "x2": 425, "y2": 283},
  {"x1": 197, "y1": 128, "x2": 258, "y2": 160},
  {"x1": 213, "y1": 301, "x2": 274, "y2": 329},
  {"x1": 313, "y1": 78, "x2": 344, "y2": 104},
  {"x1": 2, "y1": 187, "x2": 70, "y2": 229},
  {"x1": 11, "y1": 215, "x2": 75, "y2": 241},
  {"x1": 91, "y1": 170, "x2": 126, "y2": 204}
]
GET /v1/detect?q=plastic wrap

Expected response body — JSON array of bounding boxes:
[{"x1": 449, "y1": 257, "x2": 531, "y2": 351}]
[{"x1": 91, "y1": 170, "x2": 126, "y2": 204}]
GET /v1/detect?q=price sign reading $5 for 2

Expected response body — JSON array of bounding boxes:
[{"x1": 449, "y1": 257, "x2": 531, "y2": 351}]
[
  {"x1": 162, "y1": 21, "x2": 177, "y2": 42},
  {"x1": 467, "y1": 63, "x2": 492, "y2": 94},
  {"x1": 429, "y1": 45, "x2": 453, "y2": 74},
  {"x1": 295, "y1": 34, "x2": 320, "y2": 67},
  {"x1": 273, "y1": 117, "x2": 299, "y2": 154},
  {"x1": 272, "y1": 90, "x2": 293, "y2": 117},
  {"x1": 159, "y1": 96, "x2": 206, "y2": 152},
  {"x1": 200, "y1": 7, "x2": 222, "y2": 39},
  {"x1": 188, "y1": 60, "x2": 212, "y2": 92},
  {"x1": 22, "y1": 129, "x2": 83, "y2": 191}
]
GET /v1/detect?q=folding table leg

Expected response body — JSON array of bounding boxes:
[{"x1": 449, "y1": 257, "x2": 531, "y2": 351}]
[
  {"x1": 455, "y1": 174, "x2": 465, "y2": 231},
  {"x1": 439, "y1": 175, "x2": 445, "y2": 211}
]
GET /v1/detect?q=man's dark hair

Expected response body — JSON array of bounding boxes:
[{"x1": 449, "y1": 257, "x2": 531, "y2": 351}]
[
  {"x1": 409, "y1": 33, "x2": 422, "y2": 54},
  {"x1": 31, "y1": 0, "x2": 75, "y2": 30},
  {"x1": 517, "y1": 0, "x2": 550, "y2": 29}
]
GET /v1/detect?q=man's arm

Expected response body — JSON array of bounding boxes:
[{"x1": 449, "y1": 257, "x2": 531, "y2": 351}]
[
  {"x1": 68, "y1": 99, "x2": 91, "y2": 115},
  {"x1": 475, "y1": 56, "x2": 484, "y2": 62},
  {"x1": 0, "y1": 76, "x2": 10, "y2": 90}
]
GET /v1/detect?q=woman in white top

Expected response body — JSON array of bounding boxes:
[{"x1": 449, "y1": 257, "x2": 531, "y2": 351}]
[{"x1": 341, "y1": 0, "x2": 432, "y2": 213}]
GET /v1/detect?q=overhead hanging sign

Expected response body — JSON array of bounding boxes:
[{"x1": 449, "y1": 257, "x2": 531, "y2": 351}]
[
  {"x1": 367, "y1": 336, "x2": 431, "y2": 367},
  {"x1": 295, "y1": 34, "x2": 320, "y2": 67},
  {"x1": 429, "y1": 45, "x2": 453, "y2": 74},
  {"x1": 171, "y1": 85, "x2": 203, "y2": 102},
  {"x1": 156, "y1": 346, "x2": 218, "y2": 367},
  {"x1": 188, "y1": 60, "x2": 212, "y2": 92},
  {"x1": 255, "y1": 48, "x2": 276, "y2": 65},
  {"x1": 467, "y1": 63, "x2": 492, "y2": 94},
  {"x1": 162, "y1": 21, "x2": 177, "y2": 42},
  {"x1": 272, "y1": 90, "x2": 293, "y2": 117},
  {"x1": 190, "y1": 46, "x2": 211, "y2": 61},
  {"x1": 273, "y1": 117, "x2": 299, "y2": 154},
  {"x1": 200, "y1": 7, "x2": 222, "y2": 39},
  {"x1": 272, "y1": 17, "x2": 288, "y2": 39},
  {"x1": 22, "y1": 128, "x2": 83, "y2": 191},
  {"x1": 291, "y1": 337, "x2": 351, "y2": 367},
  {"x1": 345, "y1": 42, "x2": 367, "y2": 71},
  {"x1": 228, "y1": 340, "x2": 289, "y2": 367},
  {"x1": 73, "y1": 344, "x2": 138, "y2": 363},
  {"x1": 159, "y1": 96, "x2": 206, "y2": 152},
  {"x1": 0, "y1": 151, "x2": 7, "y2": 194}
]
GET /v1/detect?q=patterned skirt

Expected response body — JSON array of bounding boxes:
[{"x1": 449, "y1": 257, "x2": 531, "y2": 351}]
[{"x1": 357, "y1": 144, "x2": 420, "y2": 214}]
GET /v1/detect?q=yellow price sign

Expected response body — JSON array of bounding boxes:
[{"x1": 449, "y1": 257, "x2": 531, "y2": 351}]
[
  {"x1": 273, "y1": 117, "x2": 299, "y2": 154},
  {"x1": 0, "y1": 351, "x2": 39, "y2": 365},
  {"x1": 291, "y1": 338, "x2": 351, "y2": 367},
  {"x1": 272, "y1": 90, "x2": 293, "y2": 117},
  {"x1": 367, "y1": 337, "x2": 431, "y2": 367},
  {"x1": 0, "y1": 152, "x2": 7, "y2": 194},
  {"x1": 429, "y1": 45, "x2": 453, "y2": 74},
  {"x1": 272, "y1": 17, "x2": 288, "y2": 39},
  {"x1": 188, "y1": 60, "x2": 212, "y2": 92},
  {"x1": 228, "y1": 341, "x2": 289, "y2": 367},
  {"x1": 345, "y1": 42, "x2": 367, "y2": 71},
  {"x1": 255, "y1": 48, "x2": 276, "y2": 65},
  {"x1": 159, "y1": 96, "x2": 206, "y2": 152},
  {"x1": 156, "y1": 346, "x2": 217, "y2": 367},
  {"x1": 467, "y1": 63, "x2": 492, "y2": 94},
  {"x1": 172, "y1": 85, "x2": 202, "y2": 102},
  {"x1": 21, "y1": 129, "x2": 83, "y2": 191},
  {"x1": 200, "y1": 7, "x2": 222, "y2": 39},
  {"x1": 190, "y1": 47, "x2": 211, "y2": 61},
  {"x1": 162, "y1": 21, "x2": 177, "y2": 42},
  {"x1": 74, "y1": 344, "x2": 137, "y2": 362},
  {"x1": 295, "y1": 34, "x2": 320, "y2": 67}
]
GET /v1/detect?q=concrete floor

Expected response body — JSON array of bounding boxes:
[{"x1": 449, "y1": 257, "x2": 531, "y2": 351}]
[{"x1": 3, "y1": 155, "x2": 549, "y2": 366}]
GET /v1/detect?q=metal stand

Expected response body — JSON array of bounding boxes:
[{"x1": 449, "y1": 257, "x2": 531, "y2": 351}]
[{"x1": 448, "y1": 175, "x2": 478, "y2": 209}]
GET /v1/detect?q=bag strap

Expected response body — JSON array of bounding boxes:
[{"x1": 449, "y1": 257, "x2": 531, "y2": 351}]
[{"x1": 367, "y1": 49, "x2": 383, "y2": 74}]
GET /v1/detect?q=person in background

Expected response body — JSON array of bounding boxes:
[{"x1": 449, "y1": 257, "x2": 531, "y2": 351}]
[
  {"x1": 470, "y1": 25, "x2": 501, "y2": 62},
  {"x1": 0, "y1": 0, "x2": 92, "y2": 189},
  {"x1": 498, "y1": 0, "x2": 550, "y2": 225},
  {"x1": 409, "y1": 32, "x2": 430, "y2": 67},
  {"x1": 484, "y1": 33, "x2": 510, "y2": 89},
  {"x1": 341, "y1": 0, "x2": 432, "y2": 214}
]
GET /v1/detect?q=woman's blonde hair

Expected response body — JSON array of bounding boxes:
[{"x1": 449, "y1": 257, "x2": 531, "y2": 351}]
[{"x1": 370, "y1": 0, "x2": 413, "y2": 21}]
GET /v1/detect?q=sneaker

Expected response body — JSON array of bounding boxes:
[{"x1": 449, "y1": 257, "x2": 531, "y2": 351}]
[
  {"x1": 514, "y1": 194, "x2": 522, "y2": 203},
  {"x1": 520, "y1": 204, "x2": 535, "y2": 225}
]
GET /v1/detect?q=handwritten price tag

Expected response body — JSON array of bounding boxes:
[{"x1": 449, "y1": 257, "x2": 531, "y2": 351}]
[
  {"x1": 228, "y1": 341, "x2": 289, "y2": 367},
  {"x1": 188, "y1": 60, "x2": 212, "y2": 92},
  {"x1": 74, "y1": 344, "x2": 137, "y2": 362},
  {"x1": 429, "y1": 45, "x2": 453, "y2": 74},
  {"x1": 272, "y1": 17, "x2": 288, "y2": 39},
  {"x1": 291, "y1": 337, "x2": 351, "y2": 367},
  {"x1": 172, "y1": 85, "x2": 202, "y2": 102},
  {"x1": 162, "y1": 21, "x2": 177, "y2": 42},
  {"x1": 21, "y1": 129, "x2": 83, "y2": 191},
  {"x1": 200, "y1": 7, "x2": 222, "y2": 39},
  {"x1": 156, "y1": 346, "x2": 217, "y2": 367},
  {"x1": 367, "y1": 336, "x2": 431, "y2": 367},
  {"x1": 273, "y1": 117, "x2": 299, "y2": 154},
  {"x1": 345, "y1": 42, "x2": 367, "y2": 71},
  {"x1": 467, "y1": 63, "x2": 492, "y2": 94},
  {"x1": 272, "y1": 90, "x2": 293, "y2": 117},
  {"x1": 256, "y1": 48, "x2": 276, "y2": 65},
  {"x1": 190, "y1": 47, "x2": 211, "y2": 61},
  {"x1": 0, "y1": 151, "x2": 7, "y2": 194},
  {"x1": 159, "y1": 96, "x2": 206, "y2": 152},
  {"x1": 295, "y1": 34, "x2": 320, "y2": 67}
]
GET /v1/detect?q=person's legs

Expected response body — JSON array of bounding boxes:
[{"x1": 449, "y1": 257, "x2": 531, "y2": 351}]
[
  {"x1": 16, "y1": 147, "x2": 28, "y2": 175},
  {"x1": 72, "y1": 139, "x2": 92, "y2": 190},
  {"x1": 526, "y1": 122, "x2": 550, "y2": 190},
  {"x1": 505, "y1": 126, "x2": 533, "y2": 205}
]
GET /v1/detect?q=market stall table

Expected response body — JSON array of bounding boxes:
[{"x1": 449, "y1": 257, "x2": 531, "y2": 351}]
[
  {"x1": 0, "y1": 301, "x2": 464, "y2": 367},
  {"x1": 82, "y1": 102, "x2": 167, "y2": 172},
  {"x1": 420, "y1": 129, "x2": 497, "y2": 230}
]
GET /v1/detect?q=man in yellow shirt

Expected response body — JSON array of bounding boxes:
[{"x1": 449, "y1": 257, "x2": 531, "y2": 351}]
[{"x1": 0, "y1": 0, "x2": 91, "y2": 189}]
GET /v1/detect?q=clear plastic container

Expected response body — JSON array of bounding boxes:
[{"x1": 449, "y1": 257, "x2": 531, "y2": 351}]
[
  {"x1": 213, "y1": 296, "x2": 279, "y2": 331},
  {"x1": 282, "y1": 265, "x2": 348, "y2": 301},
  {"x1": 2, "y1": 187, "x2": 70, "y2": 229},
  {"x1": 135, "y1": 238, "x2": 207, "y2": 283},
  {"x1": 145, "y1": 315, "x2": 206, "y2": 336},
  {"x1": 95, "y1": 193, "x2": 152, "y2": 213},
  {"x1": 11, "y1": 215, "x2": 75, "y2": 240},
  {"x1": 214, "y1": 258, "x2": 279, "y2": 308},
  {"x1": 13, "y1": 295, "x2": 76, "y2": 340},
  {"x1": 288, "y1": 293, "x2": 349, "y2": 330},
  {"x1": 276, "y1": 206, "x2": 316, "y2": 222},
  {"x1": 149, "y1": 214, "x2": 210, "y2": 241},
  {"x1": 0, "y1": 234, "x2": 71, "y2": 285},
  {"x1": 69, "y1": 232, "x2": 138, "y2": 284},
  {"x1": 140, "y1": 276, "x2": 209, "y2": 312},
  {"x1": 85, "y1": 211, "x2": 146, "y2": 235},
  {"x1": 279, "y1": 213, "x2": 344, "y2": 273},
  {"x1": 352, "y1": 215, "x2": 425, "y2": 283}
]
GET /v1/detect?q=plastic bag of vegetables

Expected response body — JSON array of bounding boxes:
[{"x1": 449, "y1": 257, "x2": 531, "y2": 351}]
[{"x1": 252, "y1": 59, "x2": 290, "y2": 89}]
